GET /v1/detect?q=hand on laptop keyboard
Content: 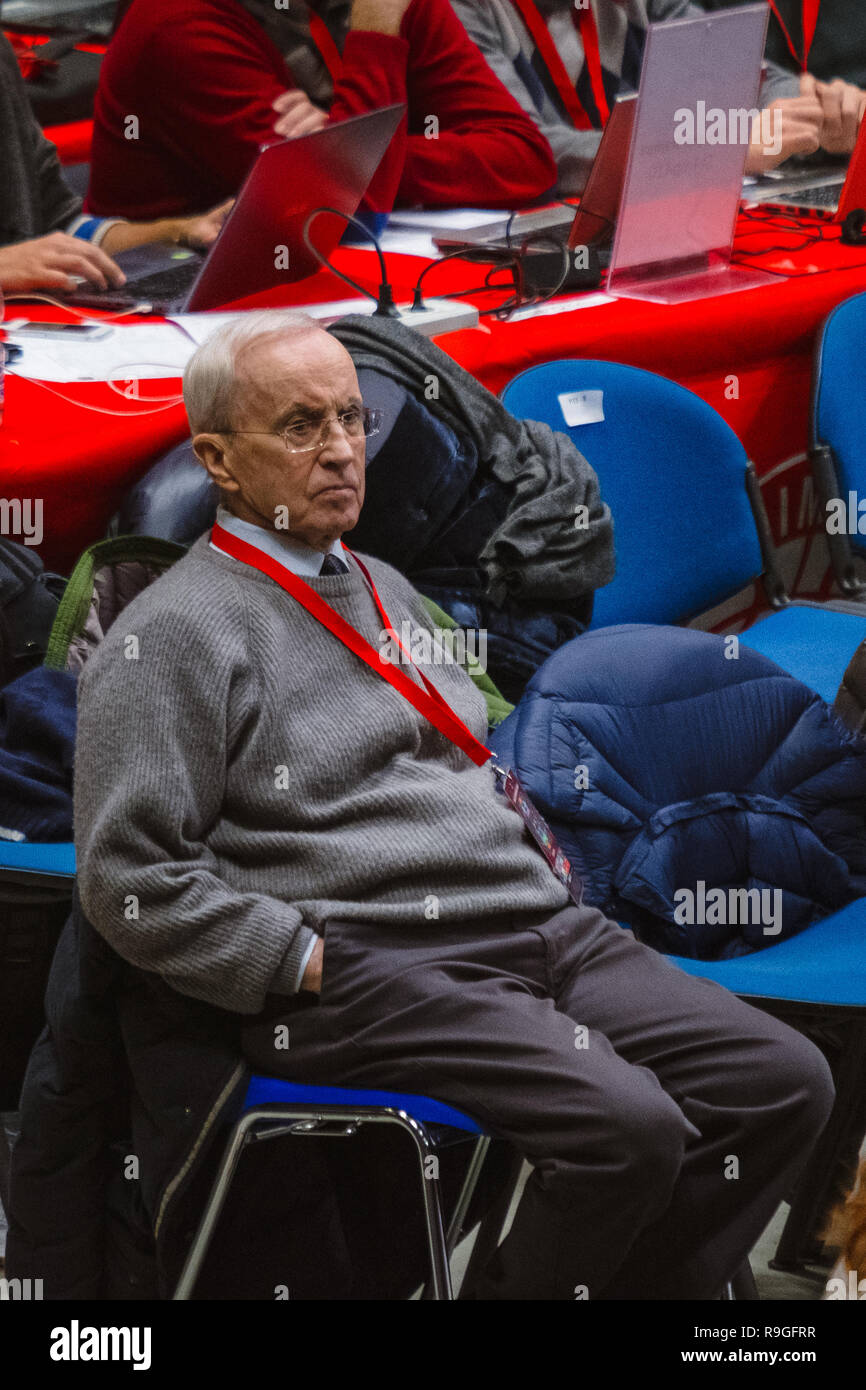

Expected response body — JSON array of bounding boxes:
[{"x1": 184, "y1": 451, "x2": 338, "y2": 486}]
[
  {"x1": 744, "y1": 96, "x2": 823, "y2": 176},
  {"x1": 0, "y1": 232, "x2": 125, "y2": 295}
]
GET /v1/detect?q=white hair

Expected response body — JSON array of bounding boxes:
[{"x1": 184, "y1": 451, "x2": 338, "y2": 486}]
[{"x1": 182, "y1": 309, "x2": 323, "y2": 435}]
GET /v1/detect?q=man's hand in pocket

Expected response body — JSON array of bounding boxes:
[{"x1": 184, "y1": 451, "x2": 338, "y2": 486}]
[{"x1": 301, "y1": 936, "x2": 325, "y2": 993}]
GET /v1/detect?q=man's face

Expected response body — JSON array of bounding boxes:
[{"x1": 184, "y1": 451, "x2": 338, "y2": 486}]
[{"x1": 196, "y1": 329, "x2": 367, "y2": 551}]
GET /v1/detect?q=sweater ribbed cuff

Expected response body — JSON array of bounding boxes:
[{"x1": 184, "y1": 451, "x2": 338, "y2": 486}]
[{"x1": 273, "y1": 922, "x2": 317, "y2": 996}]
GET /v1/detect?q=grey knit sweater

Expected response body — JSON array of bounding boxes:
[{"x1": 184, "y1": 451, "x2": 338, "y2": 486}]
[{"x1": 74, "y1": 535, "x2": 568, "y2": 1015}]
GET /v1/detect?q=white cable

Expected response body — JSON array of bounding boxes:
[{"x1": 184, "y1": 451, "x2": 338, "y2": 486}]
[
  {"x1": 5, "y1": 369, "x2": 184, "y2": 417},
  {"x1": 3, "y1": 291, "x2": 152, "y2": 322}
]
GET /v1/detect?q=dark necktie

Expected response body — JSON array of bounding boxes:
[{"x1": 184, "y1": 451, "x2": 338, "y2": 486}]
[{"x1": 319, "y1": 553, "x2": 349, "y2": 576}]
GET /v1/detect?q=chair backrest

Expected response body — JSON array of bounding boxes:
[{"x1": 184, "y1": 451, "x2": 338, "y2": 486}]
[
  {"x1": 501, "y1": 360, "x2": 765, "y2": 629},
  {"x1": 812, "y1": 289, "x2": 866, "y2": 560}
]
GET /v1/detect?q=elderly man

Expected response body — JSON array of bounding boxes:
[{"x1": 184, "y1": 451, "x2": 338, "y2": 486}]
[{"x1": 73, "y1": 310, "x2": 833, "y2": 1300}]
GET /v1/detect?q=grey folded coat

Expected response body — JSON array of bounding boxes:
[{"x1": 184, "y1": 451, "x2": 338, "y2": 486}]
[{"x1": 329, "y1": 313, "x2": 616, "y2": 608}]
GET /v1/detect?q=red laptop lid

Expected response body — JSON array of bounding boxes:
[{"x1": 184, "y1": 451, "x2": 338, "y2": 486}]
[{"x1": 186, "y1": 103, "x2": 405, "y2": 312}]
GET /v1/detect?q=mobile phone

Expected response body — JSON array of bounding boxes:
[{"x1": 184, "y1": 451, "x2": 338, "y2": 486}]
[{"x1": 5, "y1": 320, "x2": 112, "y2": 340}]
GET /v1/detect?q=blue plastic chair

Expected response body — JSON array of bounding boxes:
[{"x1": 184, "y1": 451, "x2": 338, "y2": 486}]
[
  {"x1": 499, "y1": 364, "x2": 866, "y2": 1267},
  {"x1": 173, "y1": 1075, "x2": 511, "y2": 1301},
  {"x1": 0, "y1": 841, "x2": 76, "y2": 1114},
  {"x1": 809, "y1": 289, "x2": 866, "y2": 597},
  {"x1": 501, "y1": 359, "x2": 866, "y2": 705},
  {"x1": 0, "y1": 840, "x2": 76, "y2": 887}
]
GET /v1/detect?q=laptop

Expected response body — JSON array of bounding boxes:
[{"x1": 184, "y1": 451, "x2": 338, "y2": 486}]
[
  {"x1": 607, "y1": 4, "x2": 778, "y2": 304},
  {"x1": 568, "y1": 94, "x2": 638, "y2": 249},
  {"x1": 429, "y1": 93, "x2": 637, "y2": 257},
  {"x1": 746, "y1": 116, "x2": 866, "y2": 218},
  {"x1": 67, "y1": 104, "x2": 405, "y2": 314}
]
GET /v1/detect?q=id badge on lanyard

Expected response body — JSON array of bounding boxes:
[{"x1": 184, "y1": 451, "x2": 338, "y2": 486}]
[{"x1": 493, "y1": 764, "x2": 583, "y2": 905}]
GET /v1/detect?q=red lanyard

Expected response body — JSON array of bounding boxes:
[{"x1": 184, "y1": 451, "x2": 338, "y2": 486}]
[
  {"x1": 308, "y1": 10, "x2": 344, "y2": 82},
  {"x1": 766, "y1": 0, "x2": 820, "y2": 73},
  {"x1": 509, "y1": 0, "x2": 609, "y2": 130},
  {"x1": 211, "y1": 524, "x2": 493, "y2": 768}
]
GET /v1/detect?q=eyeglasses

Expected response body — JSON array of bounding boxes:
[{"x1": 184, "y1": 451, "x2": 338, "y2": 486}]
[{"x1": 225, "y1": 405, "x2": 383, "y2": 454}]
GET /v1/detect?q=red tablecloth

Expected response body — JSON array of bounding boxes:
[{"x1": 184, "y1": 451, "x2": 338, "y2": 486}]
[
  {"x1": 43, "y1": 117, "x2": 93, "y2": 165},
  {"x1": 3, "y1": 219, "x2": 866, "y2": 603}
]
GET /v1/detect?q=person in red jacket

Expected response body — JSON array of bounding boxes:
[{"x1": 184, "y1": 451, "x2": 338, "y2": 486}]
[{"x1": 86, "y1": 0, "x2": 558, "y2": 219}]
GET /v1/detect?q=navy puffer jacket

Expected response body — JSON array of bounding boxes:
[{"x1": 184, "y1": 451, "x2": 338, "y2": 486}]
[{"x1": 491, "y1": 625, "x2": 866, "y2": 959}]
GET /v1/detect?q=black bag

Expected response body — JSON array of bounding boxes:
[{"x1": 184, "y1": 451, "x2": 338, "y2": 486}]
[
  {"x1": 0, "y1": 538, "x2": 66, "y2": 690},
  {"x1": 0, "y1": 897, "x2": 70, "y2": 1111}
]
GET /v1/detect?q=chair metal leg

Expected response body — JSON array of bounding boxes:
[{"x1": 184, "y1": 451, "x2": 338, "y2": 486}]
[
  {"x1": 720, "y1": 1259, "x2": 759, "y2": 1301},
  {"x1": 0, "y1": 1120, "x2": 11, "y2": 1214},
  {"x1": 173, "y1": 1110, "x2": 260, "y2": 1300},
  {"x1": 175, "y1": 1105, "x2": 484, "y2": 1301},
  {"x1": 731, "y1": 1259, "x2": 760, "y2": 1300},
  {"x1": 405, "y1": 1122, "x2": 454, "y2": 1300},
  {"x1": 446, "y1": 1135, "x2": 491, "y2": 1253}
]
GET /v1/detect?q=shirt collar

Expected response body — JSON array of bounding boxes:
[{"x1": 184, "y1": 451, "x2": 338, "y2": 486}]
[{"x1": 211, "y1": 505, "x2": 347, "y2": 578}]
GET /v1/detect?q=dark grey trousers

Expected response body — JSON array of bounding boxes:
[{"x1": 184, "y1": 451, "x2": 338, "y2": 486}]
[{"x1": 242, "y1": 904, "x2": 835, "y2": 1300}]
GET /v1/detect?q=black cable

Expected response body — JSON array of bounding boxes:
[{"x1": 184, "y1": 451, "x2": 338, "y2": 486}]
[
  {"x1": 509, "y1": 230, "x2": 572, "y2": 309},
  {"x1": 408, "y1": 193, "x2": 591, "y2": 319},
  {"x1": 566, "y1": 205, "x2": 615, "y2": 238},
  {"x1": 731, "y1": 204, "x2": 838, "y2": 260},
  {"x1": 410, "y1": 244, "x2": 515, "y2": 308},
  {"x1": 436, "y1": 278, "x2": 520, "y2": 299},
  {"x1": 735, "y1": 204, "x2": 835, "y2": 243},
  {"x1": 301, "y1": 207, "x2": 398, "y2": 315}
]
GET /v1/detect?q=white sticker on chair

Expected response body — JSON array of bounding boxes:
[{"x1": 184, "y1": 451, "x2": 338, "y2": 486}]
[{"x1": 557, "y1": 389, "x2": 604, "y2": 427}]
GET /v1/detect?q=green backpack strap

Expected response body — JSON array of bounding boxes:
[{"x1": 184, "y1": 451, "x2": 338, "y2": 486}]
[
  {"x1": 44, "y1": 536, "x2": 187, "y2": 671},
  {"x1": 420, "y1": 595, "x2": 514, "y2": 729}
]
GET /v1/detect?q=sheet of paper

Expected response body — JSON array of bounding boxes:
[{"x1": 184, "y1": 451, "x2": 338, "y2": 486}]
[
  {"x1": 5, "y1": 321, "x2": 199, "y2": 383},
  {"x1": 386, "y1": 208, "x2": 501, "y2": 230},
  {"x1": 377, "y1": 228, "x2": 441, "y2": 259},
  {"x1": 505, "y1": 292, "x2": 616, "y2": 323}
]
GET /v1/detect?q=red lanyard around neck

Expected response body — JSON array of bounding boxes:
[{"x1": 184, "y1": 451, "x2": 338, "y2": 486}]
[
  {"x1": 308, "y1": 10, "x2": 344, "y2": 82},
  {"x1": 766, "y1": 0, "x2": 820, "y2": 73},
  {"x1": 509, "y1": 0, "x2": 609, "y2": 130},
  {"x1": 211, "y1": 523, "x2": 493, "y2": 768}
]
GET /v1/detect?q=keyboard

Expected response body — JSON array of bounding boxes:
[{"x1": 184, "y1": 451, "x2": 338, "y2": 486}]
[
  {"x1": 769, "y1": 183, "x2": 843, "y2": 211},
  {"x1": 67, "y1": 255, "x2": 202, "y2": 310},
  {"x1": 115, "y1": 258, "x2": 201, "y2": 303}
]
